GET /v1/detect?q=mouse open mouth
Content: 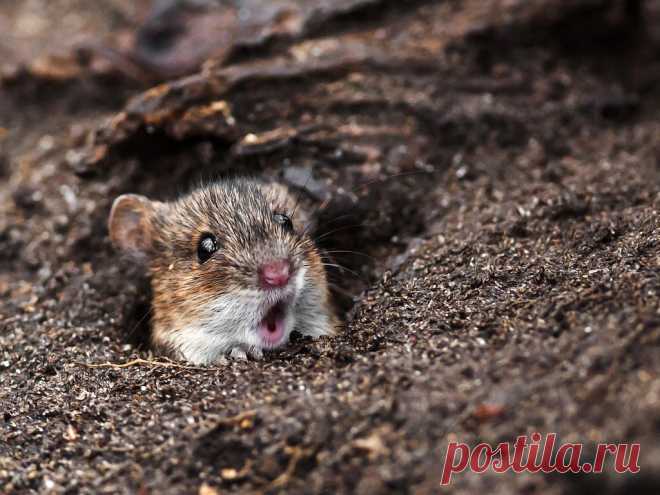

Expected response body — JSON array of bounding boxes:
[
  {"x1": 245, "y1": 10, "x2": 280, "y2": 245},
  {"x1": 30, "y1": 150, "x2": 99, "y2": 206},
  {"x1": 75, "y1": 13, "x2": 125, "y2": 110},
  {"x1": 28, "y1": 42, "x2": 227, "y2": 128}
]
[{"x1": 258, "y1": 301, "x2": 288, "y2": 348}]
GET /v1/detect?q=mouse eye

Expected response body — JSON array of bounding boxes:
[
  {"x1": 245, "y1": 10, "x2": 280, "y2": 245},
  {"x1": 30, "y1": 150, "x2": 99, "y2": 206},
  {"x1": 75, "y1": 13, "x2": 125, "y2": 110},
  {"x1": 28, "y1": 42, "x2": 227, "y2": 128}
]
[
  {"x1": 273, "y1": 213, "x2": 294, "y2": 232},
  {"x1": 197, "y1": 233, "x2": 218, "y2": 264}
]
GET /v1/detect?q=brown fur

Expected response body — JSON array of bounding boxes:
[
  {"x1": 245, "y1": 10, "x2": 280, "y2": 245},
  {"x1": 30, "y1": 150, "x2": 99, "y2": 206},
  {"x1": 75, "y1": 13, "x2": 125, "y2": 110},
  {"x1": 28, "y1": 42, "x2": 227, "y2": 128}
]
[{"x1": 109, "y1": 178, "x2": 337, "y2": 361}]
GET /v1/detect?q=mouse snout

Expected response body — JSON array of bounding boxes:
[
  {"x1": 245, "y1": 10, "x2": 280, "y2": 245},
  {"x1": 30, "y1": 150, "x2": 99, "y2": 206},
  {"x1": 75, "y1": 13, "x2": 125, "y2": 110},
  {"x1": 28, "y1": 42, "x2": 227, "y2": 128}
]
[{"x1": 259, "y1": 259, "x2": 292, "y2": 289}]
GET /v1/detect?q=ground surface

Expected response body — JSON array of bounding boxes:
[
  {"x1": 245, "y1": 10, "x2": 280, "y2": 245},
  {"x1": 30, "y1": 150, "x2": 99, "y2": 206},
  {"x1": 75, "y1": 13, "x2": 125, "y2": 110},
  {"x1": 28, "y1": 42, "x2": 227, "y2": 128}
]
[{"x1": 1, "y1": 0, "x2": 660, "y2": 493}]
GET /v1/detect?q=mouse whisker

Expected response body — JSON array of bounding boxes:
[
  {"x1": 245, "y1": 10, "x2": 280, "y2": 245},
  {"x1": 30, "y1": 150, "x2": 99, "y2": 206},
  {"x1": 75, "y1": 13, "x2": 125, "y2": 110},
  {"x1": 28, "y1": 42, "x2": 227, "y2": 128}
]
[
  {"x1": 301, "y1": 211, "x2": 363, "y2": 240},
  {"x1": 301, "y1": 170, "x2": 432, "y2": 235},
  {"x1": 126, "y1": 302, "x2": 155, "y2": 345},
  {"x1": 312, "y1": 223, "x2": 372, "y2": 244},
  {"x1": 320, "y1": 262, "x2": 367, "y2": 284},
  {"x1": 288, "y1": 169, "x2": 316, "y2": 222},
  {"x1": 322, "y1": 249, "x2": 376, "y2": 261},
  {"x1": 324, "y1": 280, "x2": 361, "y2": 301}
]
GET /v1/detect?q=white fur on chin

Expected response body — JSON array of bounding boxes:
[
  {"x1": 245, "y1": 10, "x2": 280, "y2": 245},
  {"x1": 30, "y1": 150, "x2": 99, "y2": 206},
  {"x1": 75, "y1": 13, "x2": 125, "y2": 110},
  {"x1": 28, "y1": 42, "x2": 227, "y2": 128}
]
[{"x1": 163, "y1": 266, "x2": 332, "y2": 365}]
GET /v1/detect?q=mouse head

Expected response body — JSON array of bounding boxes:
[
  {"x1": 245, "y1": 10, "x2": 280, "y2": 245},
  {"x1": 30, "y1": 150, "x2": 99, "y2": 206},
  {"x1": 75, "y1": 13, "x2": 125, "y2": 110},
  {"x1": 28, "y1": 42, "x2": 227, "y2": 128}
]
[{"x1": 109, "y1": 179, "x2": 335, "y2": 364}]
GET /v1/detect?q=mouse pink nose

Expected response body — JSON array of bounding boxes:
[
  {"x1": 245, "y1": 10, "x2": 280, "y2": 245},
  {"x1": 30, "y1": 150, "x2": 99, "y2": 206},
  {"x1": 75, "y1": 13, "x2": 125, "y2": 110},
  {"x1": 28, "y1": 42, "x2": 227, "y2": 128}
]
[{"x1": 260, "y1": 259, "x2": 291, "y2": 288}]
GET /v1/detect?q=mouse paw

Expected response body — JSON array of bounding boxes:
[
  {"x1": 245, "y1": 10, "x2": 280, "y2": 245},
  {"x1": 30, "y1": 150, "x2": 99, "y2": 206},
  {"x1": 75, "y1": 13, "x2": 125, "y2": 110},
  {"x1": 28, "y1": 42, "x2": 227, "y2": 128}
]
[{"x1": 229, "y1": 347, "x2": 248, "y2": 361}]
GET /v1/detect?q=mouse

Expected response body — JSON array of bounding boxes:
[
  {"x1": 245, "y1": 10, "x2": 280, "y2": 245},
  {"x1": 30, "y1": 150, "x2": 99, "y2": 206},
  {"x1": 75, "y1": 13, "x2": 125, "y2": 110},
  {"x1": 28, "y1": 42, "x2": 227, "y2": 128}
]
[{"x1": 108, "y1": 178, "x2": 338, "y2": 365}]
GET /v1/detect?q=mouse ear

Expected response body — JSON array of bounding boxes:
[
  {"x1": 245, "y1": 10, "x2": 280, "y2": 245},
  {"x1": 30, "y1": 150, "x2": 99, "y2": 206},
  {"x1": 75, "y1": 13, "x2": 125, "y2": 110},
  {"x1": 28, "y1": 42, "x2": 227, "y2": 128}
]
[{"x1": 108, "y1": 194, "x2": 159, "y2": 258}]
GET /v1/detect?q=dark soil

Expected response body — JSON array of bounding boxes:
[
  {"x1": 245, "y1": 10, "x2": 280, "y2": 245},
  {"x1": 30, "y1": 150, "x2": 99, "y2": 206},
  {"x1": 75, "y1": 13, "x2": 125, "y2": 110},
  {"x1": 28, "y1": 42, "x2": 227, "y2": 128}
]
[{"x1": 1, "y1": 0, "x2": 660, "y2": 493}]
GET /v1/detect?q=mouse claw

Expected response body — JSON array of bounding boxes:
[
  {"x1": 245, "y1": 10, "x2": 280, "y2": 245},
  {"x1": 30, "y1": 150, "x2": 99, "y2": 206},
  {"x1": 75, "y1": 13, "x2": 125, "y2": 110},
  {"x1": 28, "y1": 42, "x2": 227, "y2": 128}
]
[
  {"x1": 249, "y1": 348, "x2": 263, "y2": 360},
  {"x1": 229, "y1": 347, "x2": 248, "y2": 361}
]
